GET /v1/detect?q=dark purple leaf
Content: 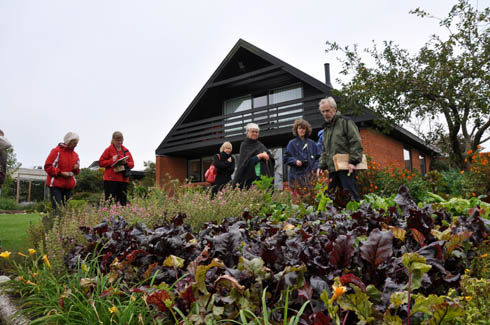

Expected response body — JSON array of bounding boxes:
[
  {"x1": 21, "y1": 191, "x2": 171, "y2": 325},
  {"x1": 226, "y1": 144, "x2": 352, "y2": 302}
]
[{"x1": 360, "y1": 229, "x2": 393, "y2": 268}]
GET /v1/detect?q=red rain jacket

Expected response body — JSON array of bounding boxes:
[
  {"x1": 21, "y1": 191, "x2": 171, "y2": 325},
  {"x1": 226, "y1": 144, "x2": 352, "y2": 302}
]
[
  {"x1": 99, "y1": 145, "x2": 134, "y2": 183},
  {"x1": 44, "y1": 143, "x2": 80, "y2": 189}
]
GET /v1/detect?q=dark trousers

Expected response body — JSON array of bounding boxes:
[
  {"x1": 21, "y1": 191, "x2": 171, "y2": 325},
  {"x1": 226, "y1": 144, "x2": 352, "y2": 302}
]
[
  {"x1": 329, "y1": 170, "x2": 361, "y2": 202},
  {"x1": 49, "y1": 187, "x2": 72, "y2": 211},
  {"x1": 104, "y1": 181, "x2": 128, "y2": 206}
]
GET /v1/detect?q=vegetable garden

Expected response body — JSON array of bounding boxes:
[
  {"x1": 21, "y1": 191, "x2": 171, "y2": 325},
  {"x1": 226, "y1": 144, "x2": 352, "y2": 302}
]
[{"x1": 1, "y1": 159, "x2": 489, "y2": 324}]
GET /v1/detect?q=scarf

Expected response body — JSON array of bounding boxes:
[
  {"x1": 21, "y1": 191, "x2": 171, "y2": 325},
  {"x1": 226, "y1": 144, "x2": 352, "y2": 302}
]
[{"x1": 232, "y1": 137, "x2": 267, "y2": 185}]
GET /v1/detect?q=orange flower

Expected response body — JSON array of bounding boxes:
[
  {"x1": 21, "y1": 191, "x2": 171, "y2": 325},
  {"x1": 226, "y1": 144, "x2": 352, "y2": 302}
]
[
  {"x1": 460, "y1": 170, "x2": 465, "y2": 174},
  {"x1": 330, "y1": 284, "x2": 347, "y2": 302},
  {"x1": 43, "y1": 255, "x2": 51, "y2": 268},
  {"x1": 467, "y1": 149, "x2": 473, "y2": 155},
  {"x1": 472, "y1": 193, "x2": 476, "y2": 197}
]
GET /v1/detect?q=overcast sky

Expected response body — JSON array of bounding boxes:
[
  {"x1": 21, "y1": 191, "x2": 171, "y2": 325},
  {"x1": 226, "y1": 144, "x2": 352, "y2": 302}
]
[{"x1": 1, "y1": 0, "x2": 487, "y2": 170}]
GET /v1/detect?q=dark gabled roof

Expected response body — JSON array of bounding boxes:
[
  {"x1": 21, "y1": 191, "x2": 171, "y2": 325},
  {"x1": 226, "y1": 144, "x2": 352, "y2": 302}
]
[
  {"x1": 156, "y1": 38, "x2": 437, "y2": 157},
  {"x1": 156, "y1": 39, "x2": 332, "y2": 155}
]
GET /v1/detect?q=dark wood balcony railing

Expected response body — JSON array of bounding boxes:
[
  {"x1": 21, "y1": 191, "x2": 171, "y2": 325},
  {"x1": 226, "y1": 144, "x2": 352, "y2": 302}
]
[{"x1": 158, "y1": 95, "x2": 326, "y2": 154}]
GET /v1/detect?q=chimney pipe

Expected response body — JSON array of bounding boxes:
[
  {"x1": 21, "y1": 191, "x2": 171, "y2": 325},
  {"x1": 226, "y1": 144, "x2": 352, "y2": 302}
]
[{"x1": 324, "y1": 63, "x2": 332, "y2": 88}]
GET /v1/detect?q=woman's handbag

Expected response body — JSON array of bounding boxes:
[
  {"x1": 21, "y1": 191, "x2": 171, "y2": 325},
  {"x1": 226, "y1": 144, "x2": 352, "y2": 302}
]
[
  {"x1": 205, "y1": 154, "x2": 220, "y2": 183},
  {"x1": 205, "y1": 165, "x2": 217, "y2": 183}
]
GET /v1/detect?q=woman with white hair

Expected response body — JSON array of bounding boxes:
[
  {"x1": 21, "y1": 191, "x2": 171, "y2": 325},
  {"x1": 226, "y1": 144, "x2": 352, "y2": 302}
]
[
  {"x1": 44, "y1": 132, "x2": 80, "y2": 211},
  {"x1": 211, "y1": 141, "x2": 235, "y2": 197},
  {"x1": 232, "y1": 123, "x2": 274, "y2": 189}
]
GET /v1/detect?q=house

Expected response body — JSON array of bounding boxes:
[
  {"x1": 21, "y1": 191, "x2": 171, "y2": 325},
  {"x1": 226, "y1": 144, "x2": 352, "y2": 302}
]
[{"x1": 155, "y1": 39, "x2": 435, "y2": 187}]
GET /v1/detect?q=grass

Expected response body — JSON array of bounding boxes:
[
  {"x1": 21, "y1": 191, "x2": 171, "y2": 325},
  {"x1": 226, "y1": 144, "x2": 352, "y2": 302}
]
[{"x1": 0, "y1": 213, "x2": 42, "y2": 254}]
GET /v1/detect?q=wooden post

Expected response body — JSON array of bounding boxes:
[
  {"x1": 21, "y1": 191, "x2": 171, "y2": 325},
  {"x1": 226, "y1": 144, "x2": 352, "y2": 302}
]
[
  {"x1": 28, "y1": 180, "x2": 32, "y2": 202},
  {"x1": 16, "y1": 174, "x2": 20, "y2": 203}
]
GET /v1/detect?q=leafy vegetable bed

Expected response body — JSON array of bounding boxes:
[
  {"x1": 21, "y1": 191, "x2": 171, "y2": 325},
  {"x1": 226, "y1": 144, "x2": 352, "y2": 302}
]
[{"x1": 60, "y1": 185, "x2": 490, "y2": 324}]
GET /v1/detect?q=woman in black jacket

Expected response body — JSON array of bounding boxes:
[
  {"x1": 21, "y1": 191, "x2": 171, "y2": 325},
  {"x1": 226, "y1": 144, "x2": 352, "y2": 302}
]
[
  {"x1": 211, "y1": 141, "x2": 235, "y2": 197},
  {"x1": 232, "y1": 123, "x2": 274, "y2": 189}
]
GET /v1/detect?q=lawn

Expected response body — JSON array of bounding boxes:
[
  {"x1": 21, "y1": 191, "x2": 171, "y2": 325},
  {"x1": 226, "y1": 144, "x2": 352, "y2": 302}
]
[{"x1": 0, "y1": 213, "x2": 42, "y2": 254}]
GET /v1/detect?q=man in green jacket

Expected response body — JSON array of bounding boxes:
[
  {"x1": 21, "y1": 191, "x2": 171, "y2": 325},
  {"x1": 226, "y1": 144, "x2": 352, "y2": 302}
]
[{"x1": 316, "y1": 97, "x2": 363, "y2": 201}]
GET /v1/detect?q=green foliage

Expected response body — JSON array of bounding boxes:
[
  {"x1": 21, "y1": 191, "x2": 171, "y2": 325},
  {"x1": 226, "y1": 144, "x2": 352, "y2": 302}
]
[
  {"x1": 460, "y1": 275, "x2": 490, "y2": 324},
  {"x1": 140, "y1": 160, "x2": 156, "y2": 188},
  {"x1": 401, "y1": 253, "x2": 432, "y2": 291},
  {"x1": 326, "y1": 0, "x2": 490, "y2": 169},
  {"x1": 73, "y1": 168, "x2": 104, "y2": 193},
  {"x1": 337, "y1": 284, "x2": 374, "y2": 324},
  {"x1": 462, "y1": 149, "x2": 490, "y2": 197},
  {"x1": 424, "y1": 169, "x2": 465, "y2": 198},
  {"x1": 356, "y1": 159, "x2": 430, "y2": 202},
  {"x1": 1, "y1": 248, "x2": 162, "y2": 324},
  {"x1": 0, "y1": 197, "x2": 21, "y2": 210}
]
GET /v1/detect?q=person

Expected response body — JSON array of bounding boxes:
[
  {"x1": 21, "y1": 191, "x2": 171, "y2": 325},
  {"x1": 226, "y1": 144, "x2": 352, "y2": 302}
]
[
  {"x1": 44, "y1": 132, "x2": 80, "y2": 212},
  {"x1": 211, "y1": 141, "x2": 235, "y2": 197},
  {"x1": 316, "y1": 96, "x2": 363, "y2": 201},
  {"x1": 0, "y1": 130, "x2": 12, "y2": 197},
  {"x1": 99, "y1": 131, "x2": 134, "y2": 206},
  {"x1": 316, "y1": 129, "x2": 324, "y2": 153},
  {"x1": 284, "y1": 118, "x2": 320, "y2": 188},
  {"x1": 232, "y1": 123, "x2": 274, "y2": 189}
]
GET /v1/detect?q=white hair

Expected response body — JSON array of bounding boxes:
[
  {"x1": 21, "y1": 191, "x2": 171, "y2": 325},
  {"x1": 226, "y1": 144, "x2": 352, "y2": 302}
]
[
  {"x1": 245, "y1": 123, "x2": 260, "y2": 133},
  {"x1": 220, "y1": 141, "x2": 232, "y2": 152},
  {"x1": 318, "y1": 96, "x2": 337, "y2": 110}
]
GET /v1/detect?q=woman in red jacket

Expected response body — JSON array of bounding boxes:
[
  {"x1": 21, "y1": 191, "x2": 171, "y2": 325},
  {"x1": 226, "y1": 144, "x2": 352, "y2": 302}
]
[
  {"x1": 98, "y1": 131, "x2": 134, "y2": 206},
  {"x1": 44, "y1": 132, "x2": 80, "y2": 212}
]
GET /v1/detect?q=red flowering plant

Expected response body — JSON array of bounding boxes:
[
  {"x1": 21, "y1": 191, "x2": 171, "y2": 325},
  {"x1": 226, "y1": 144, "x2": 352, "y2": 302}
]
[
  {"x1": 462, "y1": 146, "x2": 490, "y2": 198},
  {"x1": 356, "y1": 157, "x2": 429, "y2": 202}
]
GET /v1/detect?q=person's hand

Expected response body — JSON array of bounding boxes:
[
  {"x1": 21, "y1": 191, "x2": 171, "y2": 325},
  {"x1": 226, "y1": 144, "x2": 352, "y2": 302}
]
[
  {"x1": 347, "y1": 163, "x2": 356, "y2": 176},
  {"x1": 227, "y1": 157, "x2": 232, "y2": 163},
  {"x1": 61, "y1": 171, "x2": 73, "y2": 178},
  {"x1": 296, "y1": 160, "x2": 302, "y2": 167},
  {"x1": 261, "y1": 152, "x2": 270, "y2": 161},
  {"x1": 316, "y1": 168, "x2": 322, "y2": 177},
  {"x1": 112, "y1": 155, "x2": 118, "y2": 161},
  {"x1": 73, "y1": 163, "x2": 79, "y2": 170}
]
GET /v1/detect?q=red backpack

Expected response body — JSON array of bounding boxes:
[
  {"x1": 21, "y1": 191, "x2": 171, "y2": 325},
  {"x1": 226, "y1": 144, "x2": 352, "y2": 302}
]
[{"x1": 205, "y1": 154, "x2": 220, "y2": 183}]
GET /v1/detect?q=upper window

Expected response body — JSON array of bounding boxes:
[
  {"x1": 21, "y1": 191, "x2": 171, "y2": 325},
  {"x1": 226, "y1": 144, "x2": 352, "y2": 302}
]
[
  {"x1": 223, "y1": 84, "x2": 303, "y2": 135},
  {"x1": 404, "y1": 147, "x2": 412, "y2": 171}
]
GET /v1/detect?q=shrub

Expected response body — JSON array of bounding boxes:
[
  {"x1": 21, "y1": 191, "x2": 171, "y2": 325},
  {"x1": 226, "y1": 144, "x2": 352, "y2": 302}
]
[
  {"x1": 424, "y1": 169, "x2": 465, "y2": 197},
  {"x1": 0, "y1": 197, "x2": 21, "y2": 210},
  {"x1": 462, "y1": 147, "x2": 490, "y2": 197},
  {"x1": 356, "y1": 158, "x2": 430, "y2": 202}
]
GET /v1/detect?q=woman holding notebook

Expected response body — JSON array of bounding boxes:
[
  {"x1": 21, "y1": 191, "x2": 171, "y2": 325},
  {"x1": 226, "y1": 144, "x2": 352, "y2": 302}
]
[{"x1": 99, "y1": 131, "x2": 134, "y2": 206}]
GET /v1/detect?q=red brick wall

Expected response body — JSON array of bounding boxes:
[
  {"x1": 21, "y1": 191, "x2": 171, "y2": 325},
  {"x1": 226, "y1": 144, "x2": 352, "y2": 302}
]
[
  {"x1": 360, "y1": 128, "x2": 404, "y2": 168},
  {"x1": 360, "y1": 128, "x2": 430, "y2": 174},
  {"x1": 156, "y1": 156, "x2": 187, "y2": 186}
]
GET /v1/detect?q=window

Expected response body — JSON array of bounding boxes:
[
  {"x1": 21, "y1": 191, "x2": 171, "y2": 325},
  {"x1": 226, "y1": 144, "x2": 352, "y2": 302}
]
[
  {"x1": 224, "y1": 95, "x2": 252, "y2": 136},
  {"x1": 269, "y1": 84, "x2": 303, "y2": 126},
  {"x1": 223, "y1": 84, "x2": 303, "y2": 135},
  {"x1": 404, "y1": 147, "x2": 412, "y2": 171},
  {"x1": 188, "y1": 159, "x2": 201, "y2": 182},
  {"x1": 419, "y1": 154, "x2": 426, "y2": 175},
  {"x1": 187, "y1": 156, "x2": 214, "y2": 182}
]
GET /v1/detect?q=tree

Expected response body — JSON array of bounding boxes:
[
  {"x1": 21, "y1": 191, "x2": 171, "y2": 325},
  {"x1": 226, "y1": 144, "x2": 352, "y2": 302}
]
[
  {"x1": 326, "y1": 0, "x2": 489, "y2": 169},
  {"x1": 140, "y1": 161, "x2": 156, "y2": 187},
  {"x1": 1, "y1": 147, "x2": 22, "y2": 197}
]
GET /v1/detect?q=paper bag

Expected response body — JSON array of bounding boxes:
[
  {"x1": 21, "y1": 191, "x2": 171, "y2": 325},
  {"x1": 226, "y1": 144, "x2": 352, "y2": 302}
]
[{"x1": 333, "y1": 154, "x2": 367, "y2": 171}]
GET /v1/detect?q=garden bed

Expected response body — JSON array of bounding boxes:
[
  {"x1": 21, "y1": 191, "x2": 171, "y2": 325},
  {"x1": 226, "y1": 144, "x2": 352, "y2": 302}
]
[{"x1": 1, "y1": 184, "x2": 488, "y2": 324}]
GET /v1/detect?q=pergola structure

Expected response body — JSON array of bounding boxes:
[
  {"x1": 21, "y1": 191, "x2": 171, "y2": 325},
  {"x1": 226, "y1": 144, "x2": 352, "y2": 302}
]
[{"x1": 10, "y1": 168, "x2": 48, "y2": 203}]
